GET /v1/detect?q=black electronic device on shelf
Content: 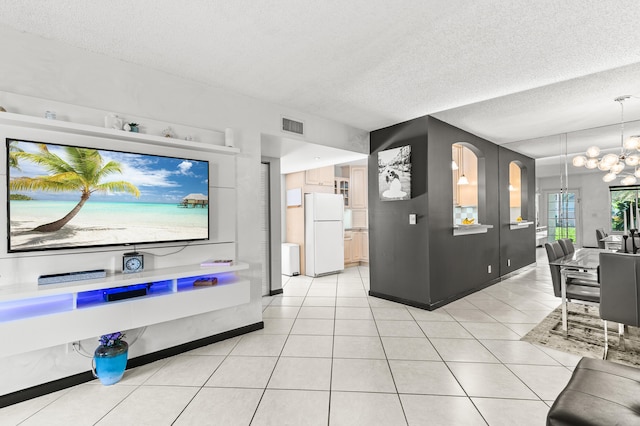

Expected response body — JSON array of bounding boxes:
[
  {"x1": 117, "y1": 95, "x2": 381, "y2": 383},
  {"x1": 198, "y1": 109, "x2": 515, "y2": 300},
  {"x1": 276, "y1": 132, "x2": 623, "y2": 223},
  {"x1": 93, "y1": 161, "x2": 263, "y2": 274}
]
[{"x1": 103, "y1": 283, "x2": 150, "y2": 302}]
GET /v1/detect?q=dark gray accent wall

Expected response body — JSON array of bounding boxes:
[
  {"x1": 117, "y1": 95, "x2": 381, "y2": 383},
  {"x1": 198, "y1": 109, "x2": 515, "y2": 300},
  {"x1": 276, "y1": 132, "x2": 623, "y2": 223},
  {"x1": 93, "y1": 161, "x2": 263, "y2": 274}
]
[
  {"x1": 369, "y1": 117, "x2": 430, "y2": 306},
  {"x1": 426, "y1": 117, "x2": 501, "y2": 305},
  {"x1": 368, "y1": 115, "x2": 536, "y2": 309}
]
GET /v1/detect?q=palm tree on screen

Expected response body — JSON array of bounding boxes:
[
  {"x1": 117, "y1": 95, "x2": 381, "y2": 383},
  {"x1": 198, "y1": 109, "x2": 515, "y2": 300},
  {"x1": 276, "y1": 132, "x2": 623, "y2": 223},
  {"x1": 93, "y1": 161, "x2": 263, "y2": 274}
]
[
  {"x1": 9, "y1": 144, "x2": 140, "y2": 232},
  {"x1": 8, "y1": 141, "x2": 23, "y2": 170}
]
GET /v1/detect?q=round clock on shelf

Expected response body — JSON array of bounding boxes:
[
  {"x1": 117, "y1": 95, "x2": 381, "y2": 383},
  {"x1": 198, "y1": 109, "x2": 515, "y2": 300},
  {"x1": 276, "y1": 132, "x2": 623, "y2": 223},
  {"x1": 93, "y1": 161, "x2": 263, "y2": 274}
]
[{"x1": 122, "y1": 252, "x2": 144, "y2": 274}]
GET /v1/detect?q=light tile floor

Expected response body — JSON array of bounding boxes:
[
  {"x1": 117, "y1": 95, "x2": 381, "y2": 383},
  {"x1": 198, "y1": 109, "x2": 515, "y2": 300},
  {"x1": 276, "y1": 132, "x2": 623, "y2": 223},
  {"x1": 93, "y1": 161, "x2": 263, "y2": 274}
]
[{"x1": 1, "y1": 248, "x2": 581, "y2": 425}]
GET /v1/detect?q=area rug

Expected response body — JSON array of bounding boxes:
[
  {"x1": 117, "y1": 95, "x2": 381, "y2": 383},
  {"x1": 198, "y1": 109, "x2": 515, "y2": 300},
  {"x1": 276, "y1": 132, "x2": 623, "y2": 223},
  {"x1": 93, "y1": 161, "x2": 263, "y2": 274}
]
[{"x1": 521, "y1": 302, "x2": 640, "y2": 367}]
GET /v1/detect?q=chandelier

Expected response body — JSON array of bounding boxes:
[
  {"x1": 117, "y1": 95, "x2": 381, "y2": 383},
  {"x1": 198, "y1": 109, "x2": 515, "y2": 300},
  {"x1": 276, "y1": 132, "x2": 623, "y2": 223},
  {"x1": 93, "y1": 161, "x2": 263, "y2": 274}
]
[{"x1": 572, "y1": 95, "x2": 640, "y2": 185}]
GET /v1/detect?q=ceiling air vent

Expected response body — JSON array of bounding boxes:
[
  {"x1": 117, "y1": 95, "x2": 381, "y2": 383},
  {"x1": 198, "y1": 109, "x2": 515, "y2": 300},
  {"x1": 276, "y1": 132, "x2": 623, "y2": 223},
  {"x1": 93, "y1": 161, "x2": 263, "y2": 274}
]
[{"x1": 282, "y1": 117, "x2": 304, "y2": 135}]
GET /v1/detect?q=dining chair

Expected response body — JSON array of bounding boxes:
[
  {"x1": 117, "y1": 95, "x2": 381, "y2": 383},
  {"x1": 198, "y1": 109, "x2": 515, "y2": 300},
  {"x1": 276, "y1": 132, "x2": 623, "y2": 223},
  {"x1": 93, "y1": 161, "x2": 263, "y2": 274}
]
[
  {"x1": 556, "y1": 238, "x2": 598, "y2": 282},
  {"x1": 596, "y1": 228, "x2": 607, "y2": 249},
  {"x1": 544, "y1": 242, "x2": 601, "y2": 301},
  {"x1": 598, "y1": 251, "x2": 640, "y2": 359},
  {"x1": 558, "y1": 238, "x2": 575, "y2": 255}
]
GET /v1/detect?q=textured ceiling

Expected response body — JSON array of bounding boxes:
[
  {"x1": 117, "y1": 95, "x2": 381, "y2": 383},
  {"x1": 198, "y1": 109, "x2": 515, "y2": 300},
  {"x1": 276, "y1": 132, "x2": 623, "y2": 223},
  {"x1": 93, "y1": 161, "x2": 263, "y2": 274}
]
[{"x1": 1, "y1": 0, "x2": 640, "y2": 164}]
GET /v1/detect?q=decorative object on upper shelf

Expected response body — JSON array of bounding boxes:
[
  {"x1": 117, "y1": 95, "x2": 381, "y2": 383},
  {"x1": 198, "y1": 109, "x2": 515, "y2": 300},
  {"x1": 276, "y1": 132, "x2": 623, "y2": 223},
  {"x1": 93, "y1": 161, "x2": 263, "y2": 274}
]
[
  {"x1": 44, "y1": 110, "x2": 56, "y2": 120},
  {"x1": 516, "y1": 216, "x2": 523, "y2": 222},
  {"x1": 224, "y1": 128, "x2": 235, "y2": 147},
  {"x1": 572, "y1": 95, "x2": 640, "y2": 185},
  {"x1": 161, "y1": 127, "x2": 175, "y2": 138},
  {"x1": 0, "y1": 106, "x2": 6, "y2": 112},
  {"x1": 93, "y1": 331, "x2": 128, "y2": 386},
  {"x1": 200, "y1": 259, "x2": 233, "y2": 266},
  {"x1": 122, "y1": 252, "x2": 144, "y2": 273},
  {"x1": 378, "y1": 145, "x2": 411, "y2": 201},
  {"x1": 104, "y1": 113, "x2": 123, "y2": 130},
  {"x1": 124, "y1": 122, "x2": 139, "y2": 132},
  {"x1": 462, "y1": 217, "x2": 475, "y2": 225}
]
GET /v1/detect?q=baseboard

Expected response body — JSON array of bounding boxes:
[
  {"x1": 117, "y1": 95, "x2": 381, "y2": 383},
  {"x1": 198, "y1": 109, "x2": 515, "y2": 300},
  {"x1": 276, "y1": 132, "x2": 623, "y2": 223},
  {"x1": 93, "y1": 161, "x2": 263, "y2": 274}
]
[
  {"x1": 269, "y1": 288, "x2": 284, "y2": 296},
  {"x1": 367, "y1": 291, "x2": 431, "y2": 310},
  {"x1": 0, "y1": 321, "x2": 264, "y2": 408},
  {"x1": 428, "y1": 278, "x2": 501, "y2": 310},
  {"x1": 369, "y1": 276, "x2": 505, "y2": 311},
  {"x1": 429, "y1": 262, "x2": 537, "y2": 309}
]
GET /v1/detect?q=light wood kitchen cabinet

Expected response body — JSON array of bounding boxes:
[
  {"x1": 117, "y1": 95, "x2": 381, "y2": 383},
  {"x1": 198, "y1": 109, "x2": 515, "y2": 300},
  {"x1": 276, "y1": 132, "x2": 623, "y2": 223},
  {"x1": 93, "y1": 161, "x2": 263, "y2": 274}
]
[
  {"x1": 352, "y1": 209, "x2": 367, "y2": 229},
  {"x1": 344, "y1": 232, "x2": 353, "y2": 264},
  {"x1": 348, "y1": 230, "x2": 369, "y2": 264},
  {"x1": 350, "y1": 166, "x2": 367, "y2": 209},
  {"x1": 360, "y1": 231, "x2": 369, "y2": 262},
  {"x1": 352, "y1": 231, "x2": 362, "y2": 261},
  {"x1": 306, "y1": 165, "x2": 334, "y2": 186},
  {"x1": 335, "y1": 177, "x2": 350, "y2": 207}
]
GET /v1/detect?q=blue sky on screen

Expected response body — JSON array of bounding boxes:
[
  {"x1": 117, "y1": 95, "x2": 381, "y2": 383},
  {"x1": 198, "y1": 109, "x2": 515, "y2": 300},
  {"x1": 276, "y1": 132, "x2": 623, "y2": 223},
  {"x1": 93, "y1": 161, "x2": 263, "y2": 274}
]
[{"x1": 8, "y1": 140, "x2": 209, "y2": 203}]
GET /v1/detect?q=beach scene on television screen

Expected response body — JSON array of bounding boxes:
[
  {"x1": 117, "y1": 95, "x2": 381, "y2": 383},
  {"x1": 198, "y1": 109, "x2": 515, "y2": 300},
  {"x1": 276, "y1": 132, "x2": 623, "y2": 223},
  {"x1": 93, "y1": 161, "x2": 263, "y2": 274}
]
[{"x1": 7, "y1": 140, "x2": 209, "y2": 251}]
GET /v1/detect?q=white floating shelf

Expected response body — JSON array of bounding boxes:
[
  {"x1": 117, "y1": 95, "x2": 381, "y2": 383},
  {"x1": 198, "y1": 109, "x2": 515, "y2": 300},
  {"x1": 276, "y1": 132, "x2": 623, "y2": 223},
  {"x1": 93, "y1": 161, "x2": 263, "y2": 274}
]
[
  {"x1": 509, "y1": 221, "x2": 535, "y2": 230},
  {"x1": 0, "y1": 111, "x2": 239, "y2": 155},
  {"x1": 1, "y1": 279, "x2": 250, "y2": 358},
  {"x1": 453, "y1": 224, "x2": 494, "y2": 236},
  {"x1": 0, "y1": 262, "x2": 249, "y2": 303},
  {"x1": 0, "y1": 262, "x2": 251, "y2": 357}
]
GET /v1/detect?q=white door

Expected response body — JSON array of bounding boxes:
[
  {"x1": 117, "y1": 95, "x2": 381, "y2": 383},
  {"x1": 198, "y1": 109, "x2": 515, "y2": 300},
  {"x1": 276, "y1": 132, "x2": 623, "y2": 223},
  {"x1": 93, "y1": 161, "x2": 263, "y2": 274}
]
[
  {"x1": 313, "y1": 193, "x2": 344, "y2": 221},
  {"x1": 260, "y1": 163, "x2": 270, "y2": 296},
  {"x1": 314, "y1": 221, "x2": 344, "y2": 274}
]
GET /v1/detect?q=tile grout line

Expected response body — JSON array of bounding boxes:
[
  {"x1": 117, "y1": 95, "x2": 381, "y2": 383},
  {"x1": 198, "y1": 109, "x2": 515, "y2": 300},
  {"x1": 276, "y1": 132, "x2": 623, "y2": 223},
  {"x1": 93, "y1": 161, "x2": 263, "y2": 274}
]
[
  {"x1": 170, "y1": 335, "x2": 245, "y2": 424},
  {"x1": 247, "y1": 279, "x2": 309, "y2": 426}
]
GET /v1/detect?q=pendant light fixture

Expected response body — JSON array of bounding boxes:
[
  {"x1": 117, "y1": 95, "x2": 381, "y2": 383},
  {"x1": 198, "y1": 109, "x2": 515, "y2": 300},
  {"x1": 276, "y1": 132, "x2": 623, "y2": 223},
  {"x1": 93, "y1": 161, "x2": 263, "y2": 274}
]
[
  {"x1": 572, "y1": 95, "x2": 640, "y2": 185},
  {"x1": 457, "y1": 147, "x2": 469, "y2": 185}
]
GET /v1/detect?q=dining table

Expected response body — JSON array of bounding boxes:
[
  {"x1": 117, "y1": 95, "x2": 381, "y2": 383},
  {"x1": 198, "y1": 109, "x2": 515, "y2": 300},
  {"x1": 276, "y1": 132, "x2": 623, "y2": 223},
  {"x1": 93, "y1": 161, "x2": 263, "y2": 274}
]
[{"x1": 549, "y1": 247, "x2": 608, "y2": 333}]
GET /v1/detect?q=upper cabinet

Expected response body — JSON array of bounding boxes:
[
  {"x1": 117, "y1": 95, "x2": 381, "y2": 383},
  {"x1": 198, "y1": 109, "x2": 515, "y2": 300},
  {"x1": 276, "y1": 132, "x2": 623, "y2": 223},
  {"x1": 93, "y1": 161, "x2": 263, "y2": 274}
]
[
  {"x1": 350, "y1": 166, "x2": 368, "y2": 209},
  {"x1": 306, "y1": 165, "x2": 335, "y2": 186},
  {"x1": 335, "y1": 177, "x2": 350, "y2": 207}
]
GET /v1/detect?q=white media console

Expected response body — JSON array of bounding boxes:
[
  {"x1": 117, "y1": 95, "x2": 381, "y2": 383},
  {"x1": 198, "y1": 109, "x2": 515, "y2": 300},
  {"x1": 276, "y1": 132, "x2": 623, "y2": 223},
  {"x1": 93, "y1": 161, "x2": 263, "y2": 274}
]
[{"x1": 0, "y1": 262, "x2": 250, "y2": 358}]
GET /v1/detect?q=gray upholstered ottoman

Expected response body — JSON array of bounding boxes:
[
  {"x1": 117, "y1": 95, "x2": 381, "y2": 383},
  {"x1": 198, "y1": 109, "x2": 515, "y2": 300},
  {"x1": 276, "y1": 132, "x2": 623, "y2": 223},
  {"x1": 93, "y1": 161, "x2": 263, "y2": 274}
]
[{"x1": 547, "y1": 357, "x2": 640, "y2": 425}]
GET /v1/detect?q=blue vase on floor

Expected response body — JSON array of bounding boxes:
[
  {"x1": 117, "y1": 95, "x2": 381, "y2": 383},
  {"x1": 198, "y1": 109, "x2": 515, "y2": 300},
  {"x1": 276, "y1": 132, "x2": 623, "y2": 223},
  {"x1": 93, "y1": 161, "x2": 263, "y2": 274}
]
[{"x1": 93, "y1": 341, "x2": 128, "y2": 385}]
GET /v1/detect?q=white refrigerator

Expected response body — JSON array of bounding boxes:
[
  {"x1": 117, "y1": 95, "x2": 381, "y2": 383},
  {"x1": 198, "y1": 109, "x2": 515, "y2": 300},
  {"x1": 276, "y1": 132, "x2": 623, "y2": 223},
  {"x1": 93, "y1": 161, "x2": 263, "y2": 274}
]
[{"x1": 305, "y1": 193, "x2": 345, "y2": 277}]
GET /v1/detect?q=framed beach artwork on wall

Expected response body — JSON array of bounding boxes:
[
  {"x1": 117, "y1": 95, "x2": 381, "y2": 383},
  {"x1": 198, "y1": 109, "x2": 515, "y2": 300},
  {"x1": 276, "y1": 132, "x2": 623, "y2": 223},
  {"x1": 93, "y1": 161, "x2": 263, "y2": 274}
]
[{"x1": 378, "y1": 145, "x2": 411, "y2": 201}]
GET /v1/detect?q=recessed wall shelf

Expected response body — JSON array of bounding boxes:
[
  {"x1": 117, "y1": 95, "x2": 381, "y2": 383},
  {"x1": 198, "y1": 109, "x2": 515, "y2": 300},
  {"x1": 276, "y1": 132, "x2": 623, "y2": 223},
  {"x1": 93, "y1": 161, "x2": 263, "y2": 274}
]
[
  {"x1": 453, "y1": 224, "x2": 494, "y2": 236},
  {"x1": 0, "y1": 262, "x2": 249, "y2": 358},
  {"x1": 0, "y1": 112, "x2": 239, "y2": 155}
]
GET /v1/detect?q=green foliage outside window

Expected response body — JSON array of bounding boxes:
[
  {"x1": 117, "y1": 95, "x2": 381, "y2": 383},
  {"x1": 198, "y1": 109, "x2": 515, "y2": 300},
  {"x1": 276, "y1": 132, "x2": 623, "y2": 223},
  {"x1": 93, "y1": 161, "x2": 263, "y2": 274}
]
[{"x1": 610, "y1": 187, "x2": 639, "y2": 232}]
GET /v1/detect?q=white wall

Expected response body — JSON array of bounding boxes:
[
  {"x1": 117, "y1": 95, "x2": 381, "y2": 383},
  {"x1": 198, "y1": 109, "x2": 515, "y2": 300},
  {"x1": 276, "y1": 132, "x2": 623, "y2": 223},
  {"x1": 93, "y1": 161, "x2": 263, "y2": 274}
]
[
  {"x1": 0, "y1": 25, "x2": 366, "y2": 396},
  {"x1": 537, "y1": 170, "x2": 611, "y2": 247}
]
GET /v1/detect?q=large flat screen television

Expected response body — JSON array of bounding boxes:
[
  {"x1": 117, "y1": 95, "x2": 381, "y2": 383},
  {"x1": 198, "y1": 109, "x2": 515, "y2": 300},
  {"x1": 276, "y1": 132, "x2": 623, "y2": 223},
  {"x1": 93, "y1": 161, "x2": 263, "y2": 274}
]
[{"x1": 6, "y1": 138, "x2": 210, "y2": 252}]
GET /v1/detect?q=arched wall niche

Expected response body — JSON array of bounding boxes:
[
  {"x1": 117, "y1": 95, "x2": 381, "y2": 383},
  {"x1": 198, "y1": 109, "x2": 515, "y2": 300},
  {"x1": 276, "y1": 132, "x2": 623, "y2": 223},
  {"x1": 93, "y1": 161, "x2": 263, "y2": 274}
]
[
  {"x1": 509, "y1": 160, "x2": 522, "y2": 221},
  {"x1": 452, "y1": 142, "x2": 486, "y2": 225},
  {"x1": 509, "y1": 160, "x2": 530, "y2": 223}
]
